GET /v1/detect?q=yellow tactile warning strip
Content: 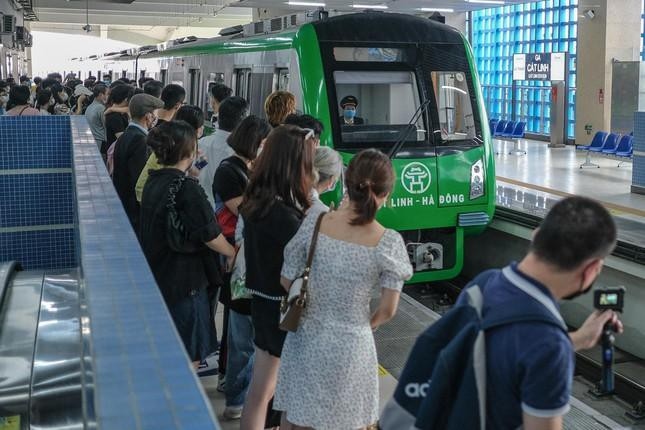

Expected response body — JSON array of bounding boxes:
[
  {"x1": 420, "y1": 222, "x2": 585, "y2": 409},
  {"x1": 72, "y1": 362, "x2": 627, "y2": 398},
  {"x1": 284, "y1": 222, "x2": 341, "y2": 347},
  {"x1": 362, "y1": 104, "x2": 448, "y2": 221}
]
[
  {"x1": 0, "y1": 415, "x2": 20, "y2": 430},
  {"x1": 378, "y1": 365, "x2": 390, "y2": 377},
  {"x1": 497, "y1": 176, "x2": 645, "y2": 219}
]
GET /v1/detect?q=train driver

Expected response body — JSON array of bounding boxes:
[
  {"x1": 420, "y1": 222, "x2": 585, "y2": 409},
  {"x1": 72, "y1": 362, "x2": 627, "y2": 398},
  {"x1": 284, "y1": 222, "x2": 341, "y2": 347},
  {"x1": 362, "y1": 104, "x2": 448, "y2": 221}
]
[{"x1": 339, "y1": 95, "x2": 365, "y2": 126}]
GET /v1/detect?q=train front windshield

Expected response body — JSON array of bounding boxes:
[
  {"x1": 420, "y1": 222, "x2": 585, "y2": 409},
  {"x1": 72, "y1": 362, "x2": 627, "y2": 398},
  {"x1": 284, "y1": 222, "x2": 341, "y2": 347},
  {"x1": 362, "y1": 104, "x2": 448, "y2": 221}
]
[{"x1": 334, "y1": 70, "x2": 426, "y2": 151}]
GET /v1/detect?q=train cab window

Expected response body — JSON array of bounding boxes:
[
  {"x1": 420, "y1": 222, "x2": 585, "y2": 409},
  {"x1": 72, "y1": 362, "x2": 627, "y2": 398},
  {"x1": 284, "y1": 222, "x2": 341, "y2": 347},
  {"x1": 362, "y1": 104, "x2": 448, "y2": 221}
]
[
  {"x1": 333, "y1": 70, "x2": 425, "y2": 151},
  {"x1": 333, "y1": 47, "x2": 406, "y2": 62},
  {"x1": 431, "y1": 71, "x2": 476, "y2": 143}
]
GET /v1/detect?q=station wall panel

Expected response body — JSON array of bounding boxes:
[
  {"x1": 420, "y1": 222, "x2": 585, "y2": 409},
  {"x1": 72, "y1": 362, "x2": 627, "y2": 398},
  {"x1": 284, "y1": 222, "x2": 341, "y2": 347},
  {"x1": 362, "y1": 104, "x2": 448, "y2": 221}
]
[
  {"x1": 0, "y1": 116, "x2": 77, "y2": 269},
  {"x1": 472, "y1": 0, "x2": 578, "y2": 138},
  {"x1": 632, "y1": 112, "x2": 645, "y2": 189}
]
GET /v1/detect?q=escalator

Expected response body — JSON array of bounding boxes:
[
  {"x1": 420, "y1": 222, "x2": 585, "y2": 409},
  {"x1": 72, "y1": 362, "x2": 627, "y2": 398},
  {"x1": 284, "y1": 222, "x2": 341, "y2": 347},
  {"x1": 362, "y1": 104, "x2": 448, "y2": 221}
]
[{"x1": 0, "y1": 261, "x2": 92, "y2": 430}]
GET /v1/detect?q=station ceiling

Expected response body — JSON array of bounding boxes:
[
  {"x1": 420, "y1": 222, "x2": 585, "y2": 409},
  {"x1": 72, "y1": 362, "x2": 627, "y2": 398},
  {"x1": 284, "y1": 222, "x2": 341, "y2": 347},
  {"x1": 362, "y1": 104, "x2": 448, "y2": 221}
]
[{"x1": 28, "y1": 0, "x2": 535, "y2": 44}]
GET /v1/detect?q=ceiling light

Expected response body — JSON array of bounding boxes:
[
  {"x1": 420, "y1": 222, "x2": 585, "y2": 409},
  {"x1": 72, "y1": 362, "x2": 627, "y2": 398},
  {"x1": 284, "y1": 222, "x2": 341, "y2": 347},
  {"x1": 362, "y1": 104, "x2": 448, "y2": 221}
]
[
  {"x1": 419, "y1": 7, "x2": 455, "y2": 12},
  {"x1": 352, "y1": 4, "x2": 388, "y2": 9},
  {"x1": 287, "y1": 1, "x2": 326, "y2": 6},
  {"x1": 465, "y1": 0, "x2": 505, "y2": 4}
]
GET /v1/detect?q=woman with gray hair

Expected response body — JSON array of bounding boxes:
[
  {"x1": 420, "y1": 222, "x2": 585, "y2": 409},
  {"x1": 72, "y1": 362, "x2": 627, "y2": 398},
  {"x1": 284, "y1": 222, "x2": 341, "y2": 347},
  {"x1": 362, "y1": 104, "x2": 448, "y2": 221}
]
[{"x1": 310, "y1": 146, "x2": 343, "y2": 214}]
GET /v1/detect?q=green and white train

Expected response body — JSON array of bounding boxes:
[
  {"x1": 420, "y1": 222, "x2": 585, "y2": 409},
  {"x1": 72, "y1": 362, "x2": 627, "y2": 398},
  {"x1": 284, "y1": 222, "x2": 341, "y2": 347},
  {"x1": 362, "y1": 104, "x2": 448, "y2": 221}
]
[{"x1": 82, "y1": 11, "x2": 496, "y2": 283}]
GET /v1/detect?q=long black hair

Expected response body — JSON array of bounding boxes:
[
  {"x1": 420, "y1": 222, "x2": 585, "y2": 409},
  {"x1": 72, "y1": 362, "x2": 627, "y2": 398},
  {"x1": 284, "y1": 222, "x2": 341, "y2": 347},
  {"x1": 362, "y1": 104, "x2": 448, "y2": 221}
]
[{"x1": 240, "y1": 125, "x2": 315, "y2": 220}]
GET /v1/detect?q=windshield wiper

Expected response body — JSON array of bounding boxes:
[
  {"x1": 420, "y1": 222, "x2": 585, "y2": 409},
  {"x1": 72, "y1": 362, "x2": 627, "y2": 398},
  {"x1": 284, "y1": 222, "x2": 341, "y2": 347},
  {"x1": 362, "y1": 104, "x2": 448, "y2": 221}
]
[{"x1": 387, "y1": 97, "x2": 432, "y2": 159}]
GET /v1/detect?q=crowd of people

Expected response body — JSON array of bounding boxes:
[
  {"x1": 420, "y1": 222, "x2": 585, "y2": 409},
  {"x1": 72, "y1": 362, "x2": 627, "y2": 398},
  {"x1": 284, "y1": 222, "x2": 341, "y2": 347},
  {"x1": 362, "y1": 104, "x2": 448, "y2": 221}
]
[
  {"x1": 1, "y1": 71, "x2": 625, "y2": 430},
  {"x1": 0, "y1": 72, "x2": 127, "y2": 118},
  {"x1": 77, "y1": 77, "x2": 411, "y2": 430}
]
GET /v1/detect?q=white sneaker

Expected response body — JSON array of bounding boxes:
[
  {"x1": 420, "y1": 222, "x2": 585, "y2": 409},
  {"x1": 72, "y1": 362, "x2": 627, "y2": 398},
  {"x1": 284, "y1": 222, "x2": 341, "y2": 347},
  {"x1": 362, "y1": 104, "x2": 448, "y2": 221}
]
[
  {"x1": 196, "y1": 352, "x2": 219, "y2": 377},
  {"x1": 223, "y1": 405, "x2": 243, "y2": 420}
]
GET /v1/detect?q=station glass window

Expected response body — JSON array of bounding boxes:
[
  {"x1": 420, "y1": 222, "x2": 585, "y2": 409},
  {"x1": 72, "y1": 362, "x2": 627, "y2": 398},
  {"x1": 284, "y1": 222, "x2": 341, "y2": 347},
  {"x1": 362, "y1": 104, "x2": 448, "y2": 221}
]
[
  {"x1": 333, "y1": 70, "x2": 426, "y2": 151},
  {"x1": 432, "y1": 72, "x2": 476, "y2": 142},
  {"x1": 471, "y1": 0, "x2": 578, "y2": 138}
]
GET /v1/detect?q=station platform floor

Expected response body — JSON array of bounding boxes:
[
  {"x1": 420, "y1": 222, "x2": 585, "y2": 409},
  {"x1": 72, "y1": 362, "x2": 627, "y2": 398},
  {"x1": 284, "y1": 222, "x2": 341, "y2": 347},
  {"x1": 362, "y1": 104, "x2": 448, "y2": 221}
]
[
  {"x1": 494, "y1": 138, "x2": 645, "y2": 248},
  {"x1": 494, "y1": 138, "x2": 645, "y2": 214},
  {"x1": 201, "y1": 294, "x2": 637, "y2": 429}
]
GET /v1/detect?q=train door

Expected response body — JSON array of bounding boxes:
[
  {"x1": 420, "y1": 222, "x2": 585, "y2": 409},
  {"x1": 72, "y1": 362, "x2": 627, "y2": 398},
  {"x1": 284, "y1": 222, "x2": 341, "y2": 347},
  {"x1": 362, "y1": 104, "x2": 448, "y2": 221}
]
[
  {"x1": 160, "y1": 69, "x2": 168, "y2": 86},
  {"x1": 204, "y1": 72, "x2": 225, "y2": 121},
  {"x1": 247, "y1": 67, "x2": 275, "y2": 118},
  {"x1": 188, "y1": 68, "x2": 201, "y2": 105},
  {"x1": 275, "y1": 68, "x2": 290, "y2": 92},
  {"x1": 233, "y1": 68, "x2": 251, "y2": 100}
]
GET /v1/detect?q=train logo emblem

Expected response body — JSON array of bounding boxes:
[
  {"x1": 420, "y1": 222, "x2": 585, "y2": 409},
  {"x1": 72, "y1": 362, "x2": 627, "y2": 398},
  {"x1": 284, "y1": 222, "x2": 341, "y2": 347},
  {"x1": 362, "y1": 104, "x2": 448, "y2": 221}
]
[{"x1": 401, "y1": 162, "x2": 431, "y2": 194}]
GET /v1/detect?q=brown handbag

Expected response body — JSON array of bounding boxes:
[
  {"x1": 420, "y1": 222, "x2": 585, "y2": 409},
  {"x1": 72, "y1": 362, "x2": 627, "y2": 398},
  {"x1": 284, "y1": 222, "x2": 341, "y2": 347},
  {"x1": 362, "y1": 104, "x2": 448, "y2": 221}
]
[{"x1": 279, "y1": 213, "x2": 325, "y2": 333}]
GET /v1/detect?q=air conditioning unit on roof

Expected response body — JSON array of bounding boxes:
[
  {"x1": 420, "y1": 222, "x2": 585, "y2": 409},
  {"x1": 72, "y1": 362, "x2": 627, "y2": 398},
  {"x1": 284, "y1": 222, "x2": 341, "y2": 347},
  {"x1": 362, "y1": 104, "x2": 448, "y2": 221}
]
[{"x1": 0, "y1": 13, "x2": 16, "y2": 35}]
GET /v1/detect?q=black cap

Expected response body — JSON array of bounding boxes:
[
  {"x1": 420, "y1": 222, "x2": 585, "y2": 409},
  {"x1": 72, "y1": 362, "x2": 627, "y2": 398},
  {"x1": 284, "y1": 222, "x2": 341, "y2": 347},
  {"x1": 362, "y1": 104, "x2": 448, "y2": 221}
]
[{"x1": 340, "y1": 95, "x2": 358, "y2": 108}]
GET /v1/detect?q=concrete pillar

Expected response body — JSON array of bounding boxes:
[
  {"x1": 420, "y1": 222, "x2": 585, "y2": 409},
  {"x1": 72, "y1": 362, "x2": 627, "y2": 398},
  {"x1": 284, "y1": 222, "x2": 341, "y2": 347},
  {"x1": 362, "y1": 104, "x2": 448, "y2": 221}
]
[{"x1": 575, "y1": 0, "x2": 641, "y2": 143}]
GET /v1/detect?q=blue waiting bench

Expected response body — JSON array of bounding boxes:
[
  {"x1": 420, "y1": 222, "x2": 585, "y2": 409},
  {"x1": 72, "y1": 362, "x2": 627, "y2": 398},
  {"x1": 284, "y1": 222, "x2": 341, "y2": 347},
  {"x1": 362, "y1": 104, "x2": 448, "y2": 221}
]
[
  {"x1": 577, "y1": 131, "x2": 633, "y2": 168},
  {"x1": 490, "y1": 119, "x2": 527, "y2": 155}
]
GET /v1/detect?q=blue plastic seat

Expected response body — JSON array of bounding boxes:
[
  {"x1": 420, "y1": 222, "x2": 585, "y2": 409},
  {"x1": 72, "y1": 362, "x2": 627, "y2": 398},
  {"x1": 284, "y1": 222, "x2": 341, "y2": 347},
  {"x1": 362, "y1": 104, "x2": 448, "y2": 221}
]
[
  {"x1": 577, "y1": 131, "x2": 608, "y2": 151},
  {"x1": 615, "y1": 136, "x2": 633, "y2": 158},
  {"x1": 602, "y1": 134, "x2": 632, "y2": 155},
  {"x1": 590, "y1": 133, "x2": 619, "y2": 153},
  {"x1": 600, "y1": 133, "x2": 621, "y2": 154},
  {"x1": 511, "y1": 121, "x2": 526, "y2": 139},
  {"x1": 489, "y1": 118, "x2": 499, "y2": 134},
  {"x1": 493, "y1": 120, "x2": 508, "y2": 137},
  {"x1": 501, "y1": 121, "x2": 516, "y2": 137}
]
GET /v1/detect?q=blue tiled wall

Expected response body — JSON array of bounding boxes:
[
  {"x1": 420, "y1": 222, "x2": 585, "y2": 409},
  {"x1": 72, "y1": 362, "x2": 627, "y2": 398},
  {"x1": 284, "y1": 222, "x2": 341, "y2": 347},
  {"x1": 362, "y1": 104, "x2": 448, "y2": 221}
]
[
  {"x1": 472, "y1": 0, "x2": 578, "y2": 138},
  {"x1": 0, "y1": 116, "x2": 76, "y2": 269},
  {"x1": 632, "y1": 112, "x2": 645, "y2": 192},
  {"x1": 69, "y1": 117, "x2": 220, "y2": 429}
]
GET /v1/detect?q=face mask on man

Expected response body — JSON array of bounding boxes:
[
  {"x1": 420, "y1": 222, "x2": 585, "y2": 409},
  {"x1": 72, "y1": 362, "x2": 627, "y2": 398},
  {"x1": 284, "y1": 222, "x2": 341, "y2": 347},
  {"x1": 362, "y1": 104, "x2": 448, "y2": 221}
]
[
  {"x1": 343, "y1": 107, "x2": 356, "y2": 120},
  {"x1": 562, "y1": 280, "x2": 595, "y2": 301}
]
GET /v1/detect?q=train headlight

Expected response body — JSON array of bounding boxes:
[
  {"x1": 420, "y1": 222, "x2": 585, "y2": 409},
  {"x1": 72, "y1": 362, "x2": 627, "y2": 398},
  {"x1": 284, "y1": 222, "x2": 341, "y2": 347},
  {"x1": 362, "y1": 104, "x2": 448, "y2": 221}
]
[{"x1": 470, "y1": 160, "x2": 484, "y2": 200}]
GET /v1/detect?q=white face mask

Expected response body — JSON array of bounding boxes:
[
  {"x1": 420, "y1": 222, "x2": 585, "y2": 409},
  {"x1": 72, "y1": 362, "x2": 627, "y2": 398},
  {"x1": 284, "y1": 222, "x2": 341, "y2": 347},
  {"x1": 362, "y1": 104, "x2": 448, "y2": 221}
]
[
  {"x1": 49, "y1": 98, "x2": 55, "y2": 106},
  {"x1": 0, "y1": 95, "x2": 8, "y2": 105},
  {"x1": 59, "y1": 92, "x2": 69, "y2": 102}
]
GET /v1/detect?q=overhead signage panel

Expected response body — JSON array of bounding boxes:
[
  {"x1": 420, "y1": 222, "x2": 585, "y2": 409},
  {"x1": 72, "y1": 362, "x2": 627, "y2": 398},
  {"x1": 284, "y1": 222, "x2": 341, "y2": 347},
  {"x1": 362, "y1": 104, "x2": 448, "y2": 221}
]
[{"x1": 512, "y1": 52, "x2": 566, "y2": 81}]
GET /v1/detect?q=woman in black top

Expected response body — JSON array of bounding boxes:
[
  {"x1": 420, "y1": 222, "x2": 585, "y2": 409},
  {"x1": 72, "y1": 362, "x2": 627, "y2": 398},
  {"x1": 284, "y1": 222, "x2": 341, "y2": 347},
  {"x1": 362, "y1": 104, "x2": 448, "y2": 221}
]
[
  {"x1": 212, "y1": 115, "x2": 271, "y2": 418},
  {"x1": 239, "y1": 125, "x2": 316, "y2": 430},
  {"x1": 140, "y1": 121, "x2": 235, "y2": 367},
  {"x1": 104, "y1": 84, "x2": 134, "y2": 158}
]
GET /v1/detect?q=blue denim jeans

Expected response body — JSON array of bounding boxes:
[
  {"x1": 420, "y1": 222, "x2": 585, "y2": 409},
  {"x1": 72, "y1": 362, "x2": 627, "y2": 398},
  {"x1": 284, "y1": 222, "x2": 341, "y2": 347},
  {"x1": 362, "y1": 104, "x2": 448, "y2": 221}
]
[{"x1": 225, "y1": 309, "x2": 255, "y2": 407}]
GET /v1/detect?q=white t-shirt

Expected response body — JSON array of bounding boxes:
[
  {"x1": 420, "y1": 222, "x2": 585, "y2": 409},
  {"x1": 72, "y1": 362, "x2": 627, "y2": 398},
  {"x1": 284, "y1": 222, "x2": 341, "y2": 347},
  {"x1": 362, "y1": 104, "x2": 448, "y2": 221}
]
[{"x1": 198, "y1": 129, "x2": 233, "y2": 210}]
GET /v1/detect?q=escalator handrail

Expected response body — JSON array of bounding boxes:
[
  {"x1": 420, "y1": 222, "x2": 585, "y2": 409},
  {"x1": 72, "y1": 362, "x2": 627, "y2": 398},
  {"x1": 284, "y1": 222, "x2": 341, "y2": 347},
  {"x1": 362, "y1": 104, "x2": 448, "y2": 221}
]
[{"x1": 0, "y1": 261, "x2": 21, "y2": 311}]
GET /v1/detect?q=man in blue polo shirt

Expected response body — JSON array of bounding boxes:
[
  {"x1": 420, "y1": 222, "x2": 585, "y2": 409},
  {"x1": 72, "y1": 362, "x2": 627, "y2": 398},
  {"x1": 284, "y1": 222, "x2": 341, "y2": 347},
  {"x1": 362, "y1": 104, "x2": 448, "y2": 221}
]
[{"x1": 465, "y1": 196, "x2": 622, "y2": 429}]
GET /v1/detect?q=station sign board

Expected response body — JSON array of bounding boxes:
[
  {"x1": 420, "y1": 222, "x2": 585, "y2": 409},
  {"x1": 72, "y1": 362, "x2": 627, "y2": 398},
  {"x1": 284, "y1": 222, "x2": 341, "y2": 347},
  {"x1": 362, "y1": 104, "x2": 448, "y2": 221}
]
[{"x1": 513, "y1": 52, "x2": 566, "y2": 81}]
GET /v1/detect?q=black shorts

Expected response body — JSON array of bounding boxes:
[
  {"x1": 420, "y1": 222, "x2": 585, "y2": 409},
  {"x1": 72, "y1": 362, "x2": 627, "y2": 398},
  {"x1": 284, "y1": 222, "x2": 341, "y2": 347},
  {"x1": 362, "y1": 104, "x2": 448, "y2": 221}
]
[{"x1": 251, "y1": 296, "x2": 286, "y2": 358}]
